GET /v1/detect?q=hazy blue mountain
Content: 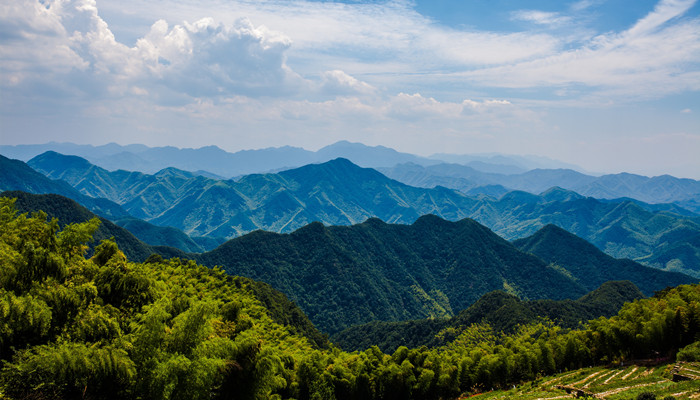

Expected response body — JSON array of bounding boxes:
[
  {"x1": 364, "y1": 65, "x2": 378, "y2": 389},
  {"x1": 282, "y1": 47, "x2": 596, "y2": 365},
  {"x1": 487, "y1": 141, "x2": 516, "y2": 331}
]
[
  {"x1": 428, "y1": 152, "x2": 585, "y2": 171},
  {"x1": 0, "y1": 142, "x2": 149, "y2": 161},
  {"x1": 29, "y1": 152, "x2": 480, "y2": 237},
  {"x1": 194, "y1": 215, "x2": 589, "y2": 334},
  {"x1": 7, "y1": 142, "x2": 699, "y2": 209},
  {"x1": 4, "y1": 141, "x2": 438, "y2": 178},
  {"x1": 382, "y1": 163, "x2": 700, "y2": 212},
  {"x1": 0, "y1": 154, "x2": 129, "y2": 219},
  {"x1": 313, "y1": 140, "x2": 437, "y2": 168},
  {"x1": 3, "y1": 141, "x2": 561, "y2": 179},
  {"x1": 464, "y1": 160, "x2": 526, "y2": 174}
]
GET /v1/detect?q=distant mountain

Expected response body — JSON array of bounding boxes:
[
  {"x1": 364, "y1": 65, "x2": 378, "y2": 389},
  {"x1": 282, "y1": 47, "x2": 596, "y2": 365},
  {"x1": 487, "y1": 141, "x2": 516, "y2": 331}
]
[
  {"x1": 2, "y1": 141, "x2": 440, "y2": 178},
  {"x1": 28, "y1": 152, "x2": 480, "y2": 237},
  {"x1": 474, "y1": 190, "x2": 700, "y2": 277},
  {"x1": 0, "y1": 154, "x2": 129, "y2": 219},
  {"x1": 2, "y1": 141, "x2": 578, "y2": 178},
  {"x1": 429, "y1": 152, "x2": 585, "y2": 171},
  {"x1": 332, "y1": 281, "x2": 646, "y2": 353},
  {"x1": 381, "y1": 163, "x2": 700, "y2": 213},
  {"x1": 193, "y1": 215, "x2": 588, "y2": 334},
  {"x1": 22, "y1": 153, "x2": 700, "y2": 276}
]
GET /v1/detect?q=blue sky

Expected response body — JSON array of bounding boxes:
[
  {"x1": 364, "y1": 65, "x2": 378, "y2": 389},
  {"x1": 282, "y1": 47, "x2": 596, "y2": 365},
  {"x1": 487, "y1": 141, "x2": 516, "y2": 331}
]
[{"x1": 1, "y1": 0, "x2": 699, "y2": 177}]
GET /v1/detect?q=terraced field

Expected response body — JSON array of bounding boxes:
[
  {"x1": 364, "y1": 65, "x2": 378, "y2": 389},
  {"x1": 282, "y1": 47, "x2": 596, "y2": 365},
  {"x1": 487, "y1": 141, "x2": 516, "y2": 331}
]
[{"x1": 468, "y1": 362, "x2": 700, "y2": 399}]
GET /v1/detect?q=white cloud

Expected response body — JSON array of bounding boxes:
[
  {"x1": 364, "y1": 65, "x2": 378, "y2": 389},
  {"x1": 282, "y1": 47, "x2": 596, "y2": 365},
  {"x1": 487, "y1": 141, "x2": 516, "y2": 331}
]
[
  {"x1": 0, "y1": 0, "x2": 305, "y2": 104},
  {"x1": 319, "y1": 70, "x2": 376, "y2": 96},
  {"x1": 511, "y1": 10, "x2": 572, "y2": 27},
  {"x1": 457, "y1": 0, "x2": 700, "y2": 99}
]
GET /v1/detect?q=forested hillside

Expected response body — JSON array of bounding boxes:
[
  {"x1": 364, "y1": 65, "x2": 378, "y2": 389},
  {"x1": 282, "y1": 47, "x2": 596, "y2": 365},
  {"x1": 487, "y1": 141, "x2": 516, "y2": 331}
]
[
  {"x1": 513, "y1": 224, "x2": 693, "y2": 295},
  {"x1": 3, "y1": 191, "x2": 694, "y2": 338},
  {"x1": 194, "y1": 215, "x2": 694, "y2": 334},
  {"x1": 2, "y1": 196, "x2": 700, "y2": 400},
  {"x1": 332, "y1": 281, "x2": 646, "y2": 353},
  {"x1": 0, "y1": 190, "x2": 157, "y2": 262},
  {"x1": 19, "y1": 153, "x2": 700, "y2": 276}
]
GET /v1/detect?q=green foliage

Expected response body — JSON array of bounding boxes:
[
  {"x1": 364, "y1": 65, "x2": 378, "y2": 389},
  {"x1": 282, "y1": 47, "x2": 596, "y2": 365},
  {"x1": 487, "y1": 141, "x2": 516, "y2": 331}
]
[
  {"x1": 676, "y1": 341, "x2": 700, "y2": 361},
  {"x1": 637, "y1": 392, "x2": 657, "y2": 400},
  {"x1": 514, "y1": 224, "x2": 694, "y2": 294},
  {"x1": 333, "y1": 282, "x2": 644, "y2": 353},
  {"x1": 2, "y1": 191, "x2": 156, "y2": 261},
  {"x1": 198, "y1": 215, "x2": 588, "y2": 334},
  {"x1": 1, "y1": 196, "x2": 700, "y2": 400}
]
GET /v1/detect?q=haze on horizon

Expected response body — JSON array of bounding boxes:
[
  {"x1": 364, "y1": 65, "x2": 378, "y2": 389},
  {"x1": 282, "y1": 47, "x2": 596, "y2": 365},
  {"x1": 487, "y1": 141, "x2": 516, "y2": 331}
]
[{"x1": 1, "y1": 0, "x2": 699, "y2": 179}]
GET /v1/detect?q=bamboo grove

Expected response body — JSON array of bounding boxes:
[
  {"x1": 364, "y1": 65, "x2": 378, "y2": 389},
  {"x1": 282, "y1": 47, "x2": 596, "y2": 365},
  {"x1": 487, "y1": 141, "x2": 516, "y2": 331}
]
[{"x1": 0, "y1": 197, "x2": 699, "y2": 399}]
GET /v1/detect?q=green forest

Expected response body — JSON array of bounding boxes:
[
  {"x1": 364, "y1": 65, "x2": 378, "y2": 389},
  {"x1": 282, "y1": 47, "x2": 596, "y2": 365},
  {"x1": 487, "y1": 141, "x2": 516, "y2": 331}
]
[{"x1": 1, "y1": 196, "x2": 699, "y2": 399}]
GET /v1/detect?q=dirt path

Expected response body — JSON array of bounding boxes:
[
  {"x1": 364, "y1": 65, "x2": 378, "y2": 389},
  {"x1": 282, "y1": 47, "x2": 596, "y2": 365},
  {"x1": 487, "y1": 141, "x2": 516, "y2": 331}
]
[
  {"x1": 603, "y1": 369, "x2": 625, "y2": 385},
  {"x1": 621, "y1": 366, "x2": 639, "y2": 380},
  {"x1": 597, "y1": 380, "x2": 665, "y2": 397},
  {"x1": 572, "y1": 370, "x2": 603, "y2": 386}
]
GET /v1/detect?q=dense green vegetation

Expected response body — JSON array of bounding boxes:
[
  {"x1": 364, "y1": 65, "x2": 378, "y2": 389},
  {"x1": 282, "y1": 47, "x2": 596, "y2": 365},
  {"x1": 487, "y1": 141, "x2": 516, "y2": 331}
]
[
  {"x1": 1, "y1": 190, "x2": 158, "y2": 262},
  {"x1": 2, "y1": 191, "x2": 694, "y2": 339},
  {"x1": 1, "y1": 196, "x2": 700, "y2": 400},
  {"x1": 21, "y1": 152, "x2": 700, "y2": 276},
  {"x1": 513, "y1": 224, "x2": 693, "y2": 295},
  {"x1": 115, "y1": 217, "x2": 213, "y2": 253},
  {"x1": 196, "y1": 215, "x2": 590, "y2": 334},
  {"x1": 332, "y1": 281, "x2": 645, "y2": 353},
  {"x1": 195, "y1": 215, "x2": 693, "y2": 334}
]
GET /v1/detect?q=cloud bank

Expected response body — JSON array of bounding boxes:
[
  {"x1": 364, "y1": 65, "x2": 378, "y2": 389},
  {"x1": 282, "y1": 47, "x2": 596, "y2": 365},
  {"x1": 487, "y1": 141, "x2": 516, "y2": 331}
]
[{"x1": 1, "y1": 0, "x2": 698, "y2": 177}]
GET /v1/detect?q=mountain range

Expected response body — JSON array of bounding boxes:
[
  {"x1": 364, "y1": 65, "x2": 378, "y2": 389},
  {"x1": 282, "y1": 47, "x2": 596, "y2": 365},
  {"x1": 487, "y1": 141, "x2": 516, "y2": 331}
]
[
  {"x1": 191, "y1": 215, "x2": 693, "y2": 334},
  {"x1": 4, "y1": 141, "x2": 699, "y2": 211},
  {"x1": 0, "y1": 141, "x2": 581, "y2": 178},
  {"x1": 2, "y1": 190, "x2": 694, "y2": 337},
  {"x1": 16, "y1": 151, "x2": 700, "y2": 277},
  {"x1": 379, "y1": 162, "x2": 700, "y2": 213}
]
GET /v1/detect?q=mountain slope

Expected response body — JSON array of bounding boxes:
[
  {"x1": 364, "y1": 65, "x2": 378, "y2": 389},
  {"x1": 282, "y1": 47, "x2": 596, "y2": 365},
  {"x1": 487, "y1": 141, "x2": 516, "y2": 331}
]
[
  {"x1": 29, "y1": 152, "x2": 479, "y2": 237},
  {"x1": 512, "y1": 224, "x2": 696, "y2": 295},
  {"x1": 0, "y1": 191, "x2": 157, "y2": 262},
  {"x1": 332, "y1": 281, "x2": 645, "y2": 353},
  {"x1": 23, "y1": 153, "x2": 700, "y2": 275},
  {"x1": 382, "y1": 162, "x2": 700, "y2": 212},
  {"x1": 0, "y1": 154, "x2": 129, "y2": 219},
  {"x1": 0, "y1": 191, "x2": 326, "y2": 348},
  {"x1": 114, "y1": 217, "x2": 208, "y2": 253},
  {"x1": 195, "y1": 215, "x2": 593, "y2": 334}
]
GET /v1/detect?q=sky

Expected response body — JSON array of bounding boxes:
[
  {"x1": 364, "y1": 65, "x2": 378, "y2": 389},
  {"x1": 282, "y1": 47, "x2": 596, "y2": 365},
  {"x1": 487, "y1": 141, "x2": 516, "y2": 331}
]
[{"x1": 1, "y1": 0, "x2": 699, "y2": 178}]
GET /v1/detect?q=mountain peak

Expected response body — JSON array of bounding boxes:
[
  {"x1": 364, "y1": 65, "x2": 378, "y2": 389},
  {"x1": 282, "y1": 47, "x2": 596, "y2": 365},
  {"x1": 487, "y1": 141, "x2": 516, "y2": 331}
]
[
  {"x1": 540, "y1": 186, "x2": 585, "y2": 202},
  {"x1": 29, "y1": 151, "x2": 93, "y2": 171}
]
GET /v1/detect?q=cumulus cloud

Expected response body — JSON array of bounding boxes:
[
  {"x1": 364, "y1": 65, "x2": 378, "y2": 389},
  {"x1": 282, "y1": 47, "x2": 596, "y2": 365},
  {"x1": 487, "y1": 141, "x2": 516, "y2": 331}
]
[{"x1": 0, "y1": 0, "x2": 304, "y2": 104}]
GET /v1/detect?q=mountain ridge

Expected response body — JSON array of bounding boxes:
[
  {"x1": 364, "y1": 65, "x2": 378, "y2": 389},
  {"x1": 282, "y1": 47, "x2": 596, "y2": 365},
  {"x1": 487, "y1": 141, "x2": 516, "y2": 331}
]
[{"x1": 12, "y1": 152, "x2": 700, "y2": 276}]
